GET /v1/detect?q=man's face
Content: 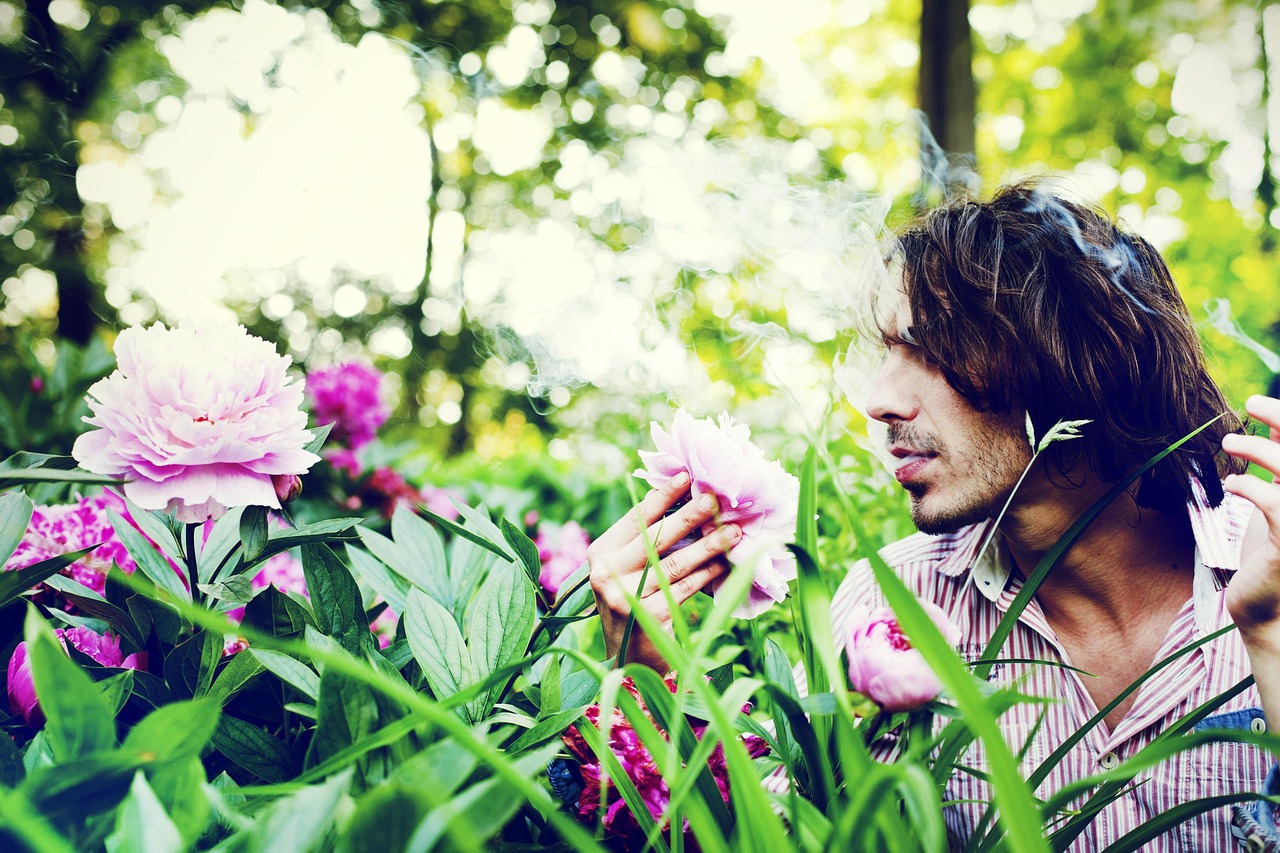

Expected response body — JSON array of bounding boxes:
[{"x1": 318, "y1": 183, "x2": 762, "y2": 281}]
[{"x1": 865, "y1": 296, "x2": 1032, "y2": 534}]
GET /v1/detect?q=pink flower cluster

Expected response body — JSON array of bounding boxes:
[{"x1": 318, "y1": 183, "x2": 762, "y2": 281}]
[
  {"x1": 4, "y1": 492, "x2": 136, "y2": 595},
  {"x1": 845, "y1": 602, "x2": 961, "y2": 712},
  {"x1": 562, "y1": 674, "x2": 769, "y2": 846},
  {"x1": 535, "y1": 520, "x2": 591, "y2": 598},
  {"x1": 8, "y1": 627, "x2": 145, "y2": 726},
  {"x1": 636, "y1": 409, "x2": 799, "y2": 619},
  {"x1": 307, "y1": 362, "x2": 390, "y2": 451},
  {"x1": 72, "y1": 319, "x2": 321, "y2": 523}
]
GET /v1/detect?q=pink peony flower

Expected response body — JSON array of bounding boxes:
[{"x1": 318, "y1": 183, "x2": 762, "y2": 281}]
[
  {"x1": 3, "y1": 491, "x2": 180, "y2": 597},
  {"x1": 72, "y1": 319, "x2": 321, "y2": 523},
  {"x1": 8, "y1": 627, "x2": 145, "y2": 726},
  {"x1": 562, "y1": 674, "x2": 769, "y2": 848},
  {"x1": 636, "y1": 409, "x2": 800, "y2": 619},
  {"x1": 845, "y1": 602, "x2": 961, "y2": 712},
  {"x1": 535, "y1": 521, "x2": 591, "y2": 598},
  {"x1": 306, "y1": 362, "x2": 389, "y2": 451},
  {"x1": 369, "y1": 605, "x2": 399, "y2": 649},
  {"x1": 325, "y1": 448, "x2": 364, "y2": 479}
]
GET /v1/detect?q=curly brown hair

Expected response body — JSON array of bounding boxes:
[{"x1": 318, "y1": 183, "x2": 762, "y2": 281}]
[{"x1": 885, "y1": 181, "x2": 1245, "y2": 513}]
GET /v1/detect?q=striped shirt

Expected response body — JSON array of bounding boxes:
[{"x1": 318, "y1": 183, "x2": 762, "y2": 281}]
[{"x1": 793, "y1": 484, "x2": 1275, "y2": 851}]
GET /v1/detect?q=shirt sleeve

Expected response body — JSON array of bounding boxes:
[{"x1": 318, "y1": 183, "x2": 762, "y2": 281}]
[{"x1": 1231, "y1": 761, "x2": 1280, "y2": 852}]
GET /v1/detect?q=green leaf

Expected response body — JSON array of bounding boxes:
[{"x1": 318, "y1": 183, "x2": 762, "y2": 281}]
[
  {"x1": 122, "y1": 698, "x2": 221, "y2": 763},
  {"x1": 210, "y1": 716, "x2": 298, "y2": 783},
  {"x1": 307, "y1": 668, "x2": 378, "y2": 768},
  {"x1": 239, "y1": 505, "x2": 269, "y2": 563},
  {"x1": 248, "y1": 648, "x2": 320, "y2": 701},
  {"x1": 109, "y1": 510, "x2": 189, "y2": 601},
  {"x1": 206, "y1": 650, "x2": 265, "y2": 704},
  {"x1": 507, "y1": 705, "x2": 589, "y2": 752},
  {"x1": 238, "y1": 768, "x2": 349, "y2": 851},
  {"x1": 197, "y1": 506, "x2": 244, "y2": 586},
  {"x1": 420, "y1": 505, "x2": 514, "y2": 562},
  {"x1": 500, "y1": 517, "x2": 544, "y2": 601},
  {"x1": 243, "y1": 518, "x2": 362, "y2": 571},
  {"x1": 0, "y1": 490, "x2": 33, "y2": 565},
  {"x1": 390, "y1": 502, "x2": 453, "y2": 603},
  {"x1": 539, "y1": 653, "x2": 562, "y2": 717},
  {"x1": 0, "y1": 727, "x2": 25, "y2": 787},
  {"x1": 123, "y1": 591, "x2": 180, "y2": 647},
  {"x1": 300, "y1": 543, "x2": 365, "y2": 653},
  {"x1": 303, "y1": 421, "x2": 333, "y2": 455},
  {"x1": 340, "y1": 780, "x2": 433, "y2": 853},
  {"x1": 105, "y1": 772, "x2": 183, "y2": 853},
  {"x1": 119, "y1": 498, "x2": 180, "y2": 558},
  {"x1": 404, "y1": 588, "x2": 472, "y2": 717},
  {"x1": 242, "y1": 584, "x2": 313, "y2": 638},
  {"x1": 197, "y1": 575, "x2": 255, "y2": 604},
  {"x1": 0, "y1": 546, "x2": 98, "y2": 610},
  {"x1": 99, "y1": 670, "x2": 134, "y2": 717},
  {"x1": 347, "y1": 542, "x2": 410, "y2": 614},
  {"x1": 21, "y1": 751, "x2": 142, "y2": 821},
  {"x1": 147, "y1": 758, "x2": 212, "y2": 849},
  {"x1": 467, "y1": 562, "x2": 536, "y2": 718},
  {"x1": 24, "y1": 608, "x2": 117, "y2": 760},
  {"x1": 161, "y1": 630, "x2": 221, "y2": 700}
]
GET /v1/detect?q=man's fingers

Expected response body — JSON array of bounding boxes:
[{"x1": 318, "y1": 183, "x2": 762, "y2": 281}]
[
  {"x1": 592, "y1": 472, "x2": 691, "y2": 553},
  {"x1": 1245, "y1": 395, "x2": 1280, "y2": 442},
  {"x1": 661, "y1": 558, "x2": 732, "y2": 609},
  {"x1": 1225, "y1": 473, "x2": 1280, "y2": 534},
  {"x1": 1224, "y1": 433, "x2": 1280, "y2": 478},
  {"x1": 639, "y1": 522, "x2": 741, "y2": 598}
]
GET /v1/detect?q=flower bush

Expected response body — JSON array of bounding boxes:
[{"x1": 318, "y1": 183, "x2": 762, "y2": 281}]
[
  {"x1": 8, "y1": 627, "x2": 144, "y2": 725},
  {"x1": 71, "y1": 319, "x2": 321, "y2": 522},
  {"x1": 637, "y1": 408, "x2": 799, "y2": 618}
]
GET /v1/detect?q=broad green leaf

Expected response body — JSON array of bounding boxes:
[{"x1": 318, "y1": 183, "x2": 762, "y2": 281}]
[
  {"x1": 239, "y1": 505, "x2": 269, "y2": 562},
  {"x1": 122, "y1": 698, "x2": 221, "y2": 763},
  {"x1": 499, "y1": 517, "x2": 544, "y2": 602},
  {"x1": 308, "y1": 667, "x2": 377, "y2": 768},
  {"x1": 120, "y1": 497, "x2": 180, "y2": 558},
  {"x1": 99, "y1": 670, "x2": 134, "y2": 717},
  {"x1": 242, "y1": 584, "x2": 313, "y2": 638},
  {"x1": 105, "y1": 771, "x2": 183, "y2": 853},
  {"x1": 539, "y1": 653, "x2": 561, "y2": 717},
  {"x1": 303, "y1": 421, "x2": 333, "y2": 455},
  {"x1": 211, "y1": 716, "x2": 298, "y2": 783},
  {"x1": 197, "y1": 506, "x2": 244, "y2": 586},
  {"x1": 162, "y1": 630, "x2": 221, "y2": 700},
  {"x1": 24, "y1": 608, "x2": 117, "y2": 760},
  {"x1": 340, "y1": 780, "x2": 434, "y2": 853},
  {"x1": 404, "y1": 588, "x2": 472, "y2": 717},
  {"x1": 0, "y1": 727, "x2": 24, "y2": 786},
  {"x1": 347, "y1": 542, "x2": 410, "y2": 614},
  {"x1": 21, "y1": 750, "x2": 142, "y2": 821},
  {"x1": 248, "y1": 648, "x2": 321, "y2": 701},
  {"x1": 447, "y1": 535, "x2": 500, "y2": 618},
  {"x1": 390, "y1": 503, "x2": 453, "y2": 603},
  {"x1": 0, "y1": 546, "x2": 97, "y2": 611},
  {"x1": 109, "y1": 510, "x2": 189, "y2": 601},
  {"x1": 197, "y1": 574, "x2": 255, "y2": 604},
  {"x1": 0, "y1": 490, "x2": 33, "y2": 565},
  {"x1": 467, "y1": 562, "x2": 536, "y2": 717},
  {"x1": 421, "y1": 504, "x2": 514, "y2": 562},
  {"x1": 238, "y1": 768, "x2": 350, "y2": 852},
  {"x1": 242, "y1": 518, "x2": 362, "y2": 571},
  {"x1": 300, "y1": 543, "x2": 365, "y2": 652},
  {"x1": 148, "y1": 758, "x2": 212, "y2": 849},
  {"x1": 207, "y1": 650, "x2": 265, "y2": 704},
  {"x1": 507, "y1": 705, "x2": 590, "y2": 752}
]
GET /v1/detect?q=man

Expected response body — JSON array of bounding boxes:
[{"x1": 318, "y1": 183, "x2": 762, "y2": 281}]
[{"x1": 587, "y1": 183, "x2": 1280, "y2": 850}]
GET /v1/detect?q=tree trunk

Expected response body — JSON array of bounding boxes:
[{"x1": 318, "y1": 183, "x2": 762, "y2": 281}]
[{"x1": 918, "y1": 0, "x2": 977, "y2": 193}]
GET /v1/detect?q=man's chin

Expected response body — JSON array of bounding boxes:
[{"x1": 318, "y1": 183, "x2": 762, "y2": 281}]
[{"x1": 909, "y1": 497, "x2": 991, "y2": 536}]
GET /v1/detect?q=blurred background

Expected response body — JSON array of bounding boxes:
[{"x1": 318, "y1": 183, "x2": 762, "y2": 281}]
[{"x1": 2, "y1": 0, "x2": 1279, "y2": 534}]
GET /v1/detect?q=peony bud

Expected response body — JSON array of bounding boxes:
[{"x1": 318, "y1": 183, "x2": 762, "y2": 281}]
[
  {"x1": 6, "y1": 642, "x2": 40, "y2": 726},
  {"x1": 846, "y1": 602, "x2": 961, "y2": 712},
  {"x1": 272, "y1": 473, "x2": 303, "y2": 504}
]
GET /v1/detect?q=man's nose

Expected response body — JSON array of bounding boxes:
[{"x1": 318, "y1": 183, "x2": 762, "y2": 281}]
[{"x1": 865, "y1": 360, "x2": 918, "y2": 424}]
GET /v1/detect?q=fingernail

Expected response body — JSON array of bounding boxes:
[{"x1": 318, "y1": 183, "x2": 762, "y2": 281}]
[
  {"x1": 673, "y1": 472, "x2": 690, "y2": 487},
  {"x1": 1223, "y1": 433, "x2": 1241, "y2": 448},
  {"x1": 725, "y1": 524, "x2": 741, "y2": 542},
  {"x1": 699, "y1": 494, "x2": 717, "y2": 511}
]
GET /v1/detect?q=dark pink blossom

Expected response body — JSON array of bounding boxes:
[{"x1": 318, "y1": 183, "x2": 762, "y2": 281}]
[
  {"x1": 8, "y1": 628, "x2": 145, "y2": 726},
  {"x1": 306, "y1": 362, "x2": 389, "y2": 451},
  {"x1": 535, "y1": 521, "x2": 591, "y2": 598},
  {"x1": 5, "y1": 492, "x2": 150, "y2": 596},
  {"x1": 636, "y1": 409, "x2": 799, "y2": 618},
  {"x1": 562, "y1": 674, "x2": 769, "y2": 848},
  {"x1": 846, "y1": 602, "x2": 961, "y2": 712}
]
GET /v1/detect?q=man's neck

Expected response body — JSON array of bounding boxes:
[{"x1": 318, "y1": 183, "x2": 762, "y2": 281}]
[{"x1": 996, "y1": 473, "x2": 1196, "y2": 634}]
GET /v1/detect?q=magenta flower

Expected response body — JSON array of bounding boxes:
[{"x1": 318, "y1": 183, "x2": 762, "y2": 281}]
[
  {"x1": 535, "y1": 521, "x2": 591, "y2": 598},
  {"x1": 562, "y1": 674, "x2": 769, "y2": 847},
  {"x1": 845, "y1": 602, "x2": 961, "y2": 712},
  {"x1": 636, "y1": 409, "x2": 799, "y2": 618},
  {"x1": 306, "y1": 362, "x2": 389, "y2": 451},
  {"x1": 5, "y1": 492, "x2": 135, "y2": 595},
  {"x1": 369, "y1": 605, "x2": 399, "y2": 649},
  {"x1": 8, "y1": 627, "x2": 145, "y2": 726},
  {"x1": 72, "y1": 319, "x2": 321, "y2": 523}
]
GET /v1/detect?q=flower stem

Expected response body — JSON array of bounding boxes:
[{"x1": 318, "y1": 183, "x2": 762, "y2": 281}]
[{"x1": 184, "y1": 522, "x2": 199, "y2": 602}]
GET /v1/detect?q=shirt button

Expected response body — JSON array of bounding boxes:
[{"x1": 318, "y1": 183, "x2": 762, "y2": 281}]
[
  {"x1": 1099, "y1": 752, "x2": 1120, "y2": 770},
  {"x1": 1252, "y1": 717, "x2": 1267, "y2": 734}
]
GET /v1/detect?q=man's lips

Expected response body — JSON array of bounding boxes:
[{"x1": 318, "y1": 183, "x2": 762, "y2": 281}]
[{"x1": 889, "y1": 448, "x2": 935, "y2": 483}]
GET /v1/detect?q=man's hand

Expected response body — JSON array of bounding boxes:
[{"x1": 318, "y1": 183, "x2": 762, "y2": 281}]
[
  {"x1": 588, "y1": 472, "x2": 743, "y2": 672},
  {"x1": 1223, "y1": 395, "x2": 1280, "y2": 644}
]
